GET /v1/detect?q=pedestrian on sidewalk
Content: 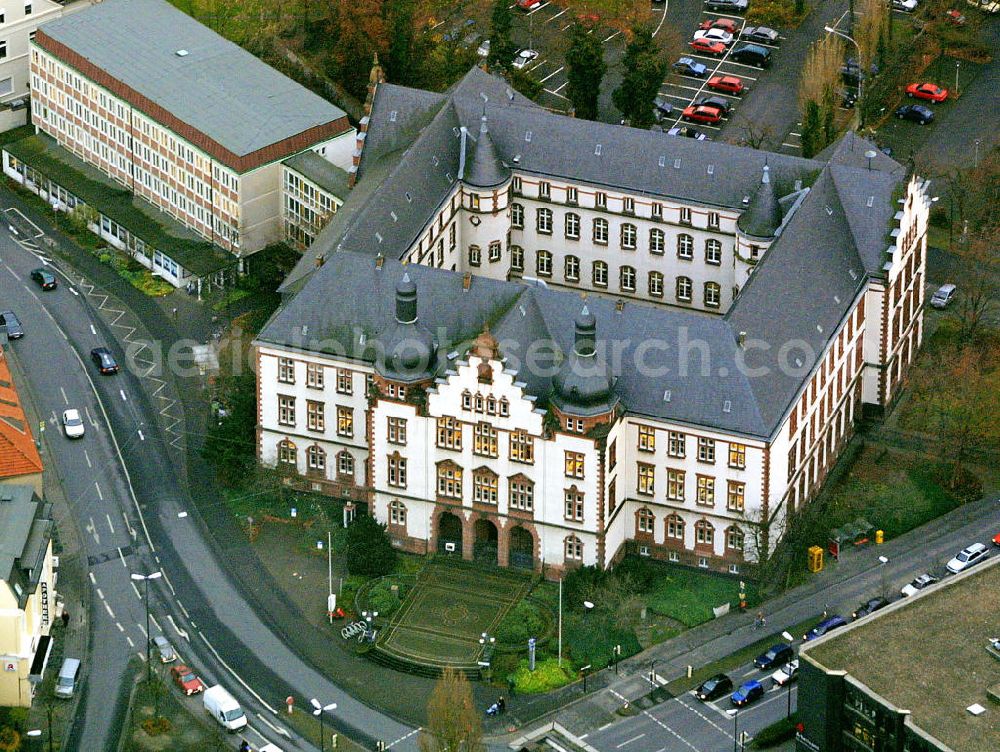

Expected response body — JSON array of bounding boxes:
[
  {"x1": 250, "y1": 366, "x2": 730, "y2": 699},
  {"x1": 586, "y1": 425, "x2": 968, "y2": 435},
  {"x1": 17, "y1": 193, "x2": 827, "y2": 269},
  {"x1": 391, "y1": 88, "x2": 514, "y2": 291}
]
[{"x1": 61, "y1": 609, "x2": 70, "y2": 628}]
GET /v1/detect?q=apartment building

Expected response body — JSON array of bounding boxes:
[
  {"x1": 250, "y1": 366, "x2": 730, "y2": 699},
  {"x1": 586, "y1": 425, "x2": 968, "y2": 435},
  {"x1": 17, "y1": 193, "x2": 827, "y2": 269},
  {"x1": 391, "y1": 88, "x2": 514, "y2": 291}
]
[
  {"x1": 0, "y1": 350, "x2": 42, "y2": 497},
  {"x1": 256, "y1": 69, "x2": 930, "y2": 576},
  {"x1": 0, "y1": 485, "x2": 56, "y2": 708},
  {"x1": 10, "y1": 0, "x2": 354, "y2": 286}
]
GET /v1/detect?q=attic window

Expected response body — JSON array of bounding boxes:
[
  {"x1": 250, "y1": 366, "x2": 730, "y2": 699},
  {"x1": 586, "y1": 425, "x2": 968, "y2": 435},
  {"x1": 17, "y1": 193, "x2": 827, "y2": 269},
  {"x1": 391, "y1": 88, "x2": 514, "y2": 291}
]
[
  {"x1": 175, "y1": 49, "x2": 189, "y2": 57},
  {"x1": 389, "y1": 111, "x2": 398, "y2": 122},
  {"x1": 866, "y1": 195, "x2": 875, "y2": 208},
  {"x1": 594, "y1": 144, "x2": 602, "y2": 156},
  {"x1": 662, "y1": 389, "x2": 671, "y2": 402},
  {"x1": 673, "y1": 159, "x2": 681, "y2": 169},
  {"x1": 525, "y1": 131, "x2": 533, "y2": 143},
  {"x1": 658, "y1": 155, "x2": 666, "y2": 167},
  {"x1": 707, "y1": 164, "x2": 715, "y2": 175},
  {"x1": 723, "y1": 400, "x2": 732, "y2": 413},
  {"x1": 375, "y1": 232, "x2": 383, "y2": 243}
]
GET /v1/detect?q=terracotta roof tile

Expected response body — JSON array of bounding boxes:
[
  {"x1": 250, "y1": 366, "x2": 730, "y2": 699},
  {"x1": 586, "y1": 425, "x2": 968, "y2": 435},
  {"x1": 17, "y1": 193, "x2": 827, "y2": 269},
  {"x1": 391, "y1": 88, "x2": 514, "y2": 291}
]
[{"x1": 0, "y1": 353, "x2": 43, "y2": 479}]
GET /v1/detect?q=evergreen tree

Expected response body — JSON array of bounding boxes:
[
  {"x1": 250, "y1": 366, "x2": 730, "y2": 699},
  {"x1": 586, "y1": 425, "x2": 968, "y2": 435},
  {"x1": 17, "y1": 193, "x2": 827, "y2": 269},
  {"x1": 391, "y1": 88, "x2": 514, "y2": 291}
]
[
  {"x1": 565, "y1": 22, "x2": 606, "y2": 120},
  {"x1": 383, "y1": 0, "x2": 418, "y2": 86},
  {"x1": 612, "y1": 25, "x2": 666, "y2": 129},
  {"x1": 488, "y1": 0, "x2": 515, "y2": 70},
  {"x1": 800, "y1": 100, "x2": 822, "y2": 158},
  {"x1": 344, "y1": 513, "x2": 397, "y2": 577}
]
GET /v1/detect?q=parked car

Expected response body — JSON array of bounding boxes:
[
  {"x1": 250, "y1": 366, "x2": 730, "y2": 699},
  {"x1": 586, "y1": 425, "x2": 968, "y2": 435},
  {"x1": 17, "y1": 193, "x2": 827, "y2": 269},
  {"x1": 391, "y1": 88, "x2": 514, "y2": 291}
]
[
  {"x1": 929, "y1": 283, "x2": 956, "y2": 308},
  {"x1": 672, "y1": 57, "x2": 708, "y2": 78},
  {"x1": 170, "y1": 664, "x2": 206, "y2": 695},
  {"x1": 741, "y1": 26, "x2": 780, "y2": 45},
  {"x1": 803, "y1": 615, "x2": 848, "y2": 641},
  {"x1": 0, "y1": 310, "x2": 24, "y2": 339},
  {"x1": 839, "y1": 88, "x2": 858, "y2": 108},
  {"x1": 516, "y1": 0, "x2": 542, "y2": 10},
  {"x1": 691, "y1": 95, "x2": 732, "y2": 115},
  {"x1": 771, "y1": 659, "x2": 799, "y2": 686},
  {"x1": 30, "y1": 268, "x2": 57, "y2": 290},
  {"x1": 695, "y1": 673, "x2": 734, "y2": 701},
  {"x1": 699, "y1": 18, "x2": 739, "y2": 33},
  {"x1": 54, "y1": 658, "x2": 81, "y2": 699},
  {"x1": 906, "y1": 82, "x2": 949, "y2": 102},
  {"x1": 707, "y1": 75, "x2": 746, "y2": 95},
  {"x1": 895, "y1": 104, "x2": 934, "y2": 124},
  {"x1": 705, "y1": 0, "x2": 748, "y2": 12},
  {"x1": 841, "y1": 58, "x2": 878, "y2": 85},
  {"x1": 946, "y1": 542, "x2": 989, "y2": 573},
  {"x1": 852, "y1": 597, "x2": 888, "y2": 620},
  {"x1": 62, "y1": 409, "x2": 85, "y2": 439},
  {"x1": 653, "y1": 96, "x2": 674, "y2": 120},
  {"x1": 992, "y1": 531, "x2": 1000, "y2": 547},
  {"x1": 90, "y1": 347, "x2": 120, "y2": 374},
  {"x1": 901, "y1": 573, "x2": 938, "y2": 597},
  {"x1": 476, "y1": 39, "x2": 490, "y2": 57},
  {"x1": 511, "y1": 49, "x2": 539, "y2": 70},
  {"x1": 731, "y1": 679, "x2": 764, "y2": 706},
  {"x1": 689, "y1": 38, "x2": 727, "y2": 56},
  {"x1": 694, "y1": 28, "x2": 735, "y2": 46},
  {"x1": 893, "y1": 0, "x2": 918, "y2": 11},
  {"x1": 682, "y1": 105, "x2": 724, "y2": 124},
  {"x1": 729, "y1": 43, "x2": 772, "y2": 67},
  {"x1": 667, "y1": 126, "x2": 710, "y2": 140},
  {"x1": 153, "y1": 635, "x2": 177, "y2": 663},
  {"x1": 754, "y1": 643, "x2": 794, "y2": 670}
]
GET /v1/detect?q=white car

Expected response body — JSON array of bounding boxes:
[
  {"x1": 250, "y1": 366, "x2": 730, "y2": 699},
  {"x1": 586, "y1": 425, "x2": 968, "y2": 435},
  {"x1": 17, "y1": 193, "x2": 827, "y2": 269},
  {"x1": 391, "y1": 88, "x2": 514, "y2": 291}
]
[
  {"x1": 892, "y1": 0, "x2": 918, "y2": 11},
  {"x1": 62, "y1": 409, "x2": 85, "y2": 439},
  {"x1": 477, "y1": 39, "x2": 490, "y2": 57},
  {"x1": 900, "y1": 573, "x2": 938, "y2": 597},
  {"x1": 771, "y1": 659, "x2": 799, "y2": 686},
  {"x1": 512, "y1": 49, "x2": 539, "y2": 70},
  {"x1": 693, "y1": 28, "x2": 734, "y2": 46},
  {"x1": 946, "y1": 542, "x2": 989, "y2": 574}
]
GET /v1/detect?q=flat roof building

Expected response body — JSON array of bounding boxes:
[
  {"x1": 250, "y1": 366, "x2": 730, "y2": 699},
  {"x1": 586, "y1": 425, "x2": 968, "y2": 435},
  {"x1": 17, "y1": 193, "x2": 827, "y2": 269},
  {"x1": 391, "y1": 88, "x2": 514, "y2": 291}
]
[{"x1": 798, "y1": 555, "x2": 1000, "y2": 752}]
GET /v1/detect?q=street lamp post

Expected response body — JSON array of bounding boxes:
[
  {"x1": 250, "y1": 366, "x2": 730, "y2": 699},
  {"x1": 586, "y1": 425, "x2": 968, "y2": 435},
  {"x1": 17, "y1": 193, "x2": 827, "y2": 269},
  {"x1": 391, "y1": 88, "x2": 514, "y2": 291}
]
[
  {"x1": 781, "y1": 630, "x2": 796, "y2": 719},
  {"x1": 728, "y1": 709, "x2": 739, "y2": 752},
  {"x1": 311, "y1": 699, "x2": 337, "y2": 752},
  {"x1": 649, "y1": 658, "x2": 659, "y2": 686},
  {"x1": 955, "y1": 60, "x2": 960, "y2": 97},
  {"x1": 130, "y1": 571, "x2": 163, "y2": 681},
  {"x1": 824, "y1": 26, "x2": 863, "y2": 126}
]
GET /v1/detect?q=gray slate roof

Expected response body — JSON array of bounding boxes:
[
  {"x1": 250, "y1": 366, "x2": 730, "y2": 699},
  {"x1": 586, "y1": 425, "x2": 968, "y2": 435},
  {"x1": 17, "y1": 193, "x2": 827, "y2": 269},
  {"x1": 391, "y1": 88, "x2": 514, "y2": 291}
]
[
  {"x1": 282, "y1": 151, "x2": 351, "y2": 199},
  {"x1": 39, "y1": 0, "x2": 347, "y2": 158},
  {"x1": 0, "y1": 486, "x2": 50, "y2": 603},
  {"x1": 738, "y1": 164, "x2": 783, "y2": 238}
]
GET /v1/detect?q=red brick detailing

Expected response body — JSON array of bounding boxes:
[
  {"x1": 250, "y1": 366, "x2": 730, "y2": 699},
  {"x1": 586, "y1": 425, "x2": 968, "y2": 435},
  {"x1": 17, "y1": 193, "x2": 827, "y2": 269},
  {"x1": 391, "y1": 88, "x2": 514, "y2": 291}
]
[{"x1": 36, "y1": 31, "x2": 352, "y2": 174}]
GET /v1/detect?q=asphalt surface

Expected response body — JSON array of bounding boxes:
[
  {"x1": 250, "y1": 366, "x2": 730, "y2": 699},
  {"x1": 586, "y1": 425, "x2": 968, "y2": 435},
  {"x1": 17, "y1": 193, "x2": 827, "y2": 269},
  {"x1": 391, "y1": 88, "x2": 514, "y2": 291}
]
[{"x1": 0, "y1": 220, "x2": 418, "y2": 751}]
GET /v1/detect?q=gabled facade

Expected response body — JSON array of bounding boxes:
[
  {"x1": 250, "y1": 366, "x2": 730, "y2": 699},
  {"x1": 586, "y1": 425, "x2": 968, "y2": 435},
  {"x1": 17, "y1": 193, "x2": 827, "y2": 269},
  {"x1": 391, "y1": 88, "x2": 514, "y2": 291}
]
[{"x1": 257, "y1": 70, "x2": 930, "y2": 577}]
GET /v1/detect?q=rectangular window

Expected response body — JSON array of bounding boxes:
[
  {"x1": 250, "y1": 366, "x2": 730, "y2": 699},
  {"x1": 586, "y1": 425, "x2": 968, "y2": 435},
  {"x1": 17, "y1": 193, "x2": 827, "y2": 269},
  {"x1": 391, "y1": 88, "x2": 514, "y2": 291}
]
[
  {"x1": 509, "y1": 478, "x2": 534, "y2": 511},
  {"x1": 637, "y1": 463, "x2": 655, "y2": 496},
  {"x1": 538, "y1": 181, "x2": 550, "y2": 199},
  {"x1": 474, "y1": 422, "x2": 498, "y2": 457},
  {"x1": 23, "y1": 2, "x2": 31, "y2": 16},
  {"x1": 564, "y1": 489, "x2": 584, "y2": 521},
  {"x1": 729, "y1": 443, "x2": 746, "y2": 469},
  {"x1": 306, "y1": 362, "x2": 324, "y2": 389},
  {"x1": 667, "y1": 469, "x2": 685, "y2": 501},
  {"x1": 336, "y1": 369, "x2": 353, "y2": 394},
  {"x1": 277, "y1": 395, "x2": 295, "y2": 426},
  {"x1": 668, "y1": 431, "x2": 686, "y2": 458},
  {"x1": 437, "y1": 417, "x2": 462, "y2": 449},
  {"x1": 651, "y1": 202, "x2": 663, "y2": 220},
  {"x1": 708, "y1": 211, "x2": 720, "y2": 229},
  {"x1": 510, "y1": 429, "x2": 534, "y2": 463},
  {"x1": 337, "y1": 406, "x2": 354, "y2": 437},
  {"x1": 697, "y1": 437, "x2": 716, "y2": 463},
  {"x1": 565, "y1": 451, "x2": 585, "y2": 479},
  {"x1": 696, "y1": 475, "x2": 715, "y2": 506},
  {"x1": 307, "y1": 401, "x2": 325, "y2": 432},
  {"x1": 512, "y1": 176, "x2": 522, "y2": 193},
  {"x1": 637, "y1": 425, "x2": 655, "y2": 452},
  {"x1": 437, "y1": 464, "x2": 463, "y2": 498},
  {"x1": 277, "y1": 357, "x2": 295, "y2": 384},
  {"x1": 536, "y1": 208, "x2": 552, "y2": 234},
  {"x1": 566, "y1": 186, "x2": 578, "y2": 204},
  {"x1": 608, "y1": 439, "x2": 617, "y2": 470},
  {"x1": 623, "y1": 196, "x2": 635, "y2": 214},
  {"x1": 727, "y1": 481, "x2": 745, "y2": 512},
  {"x1": 387, "y1": 416, "x2": 407, "y2": 445},
  {"x1": 679, "y1": 207, "x2": 692, "y2": 225},
  {"x1": 388, "y1": 455, "x2": 407, "y2": 488},
  {"x1": 595, "y1": 192, "x2": 607, "y2": 209},
  {"x1": 474, "y1": 472, "x2": 499, "y2": 505}
]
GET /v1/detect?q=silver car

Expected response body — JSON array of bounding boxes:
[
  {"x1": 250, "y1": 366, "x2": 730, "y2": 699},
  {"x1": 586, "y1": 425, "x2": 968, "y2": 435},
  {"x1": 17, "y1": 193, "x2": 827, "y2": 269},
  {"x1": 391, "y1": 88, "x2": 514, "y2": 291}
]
[{"x1": 152, "y1": 635, "x2": 177, "y2": 663}]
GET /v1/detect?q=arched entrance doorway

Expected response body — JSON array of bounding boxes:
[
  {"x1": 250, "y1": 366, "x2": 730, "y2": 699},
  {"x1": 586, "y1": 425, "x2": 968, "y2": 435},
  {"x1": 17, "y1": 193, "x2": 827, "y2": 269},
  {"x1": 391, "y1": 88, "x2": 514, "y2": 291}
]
[
  {"x1": 509, "y1": 526, "x2": 534, "y2": 569},
  {"x1": 438, "y1": 512, "x2": 463, "y2": 555},
  {"x1": 473, "y1": 518, "x2": 499, "y2": 565}
]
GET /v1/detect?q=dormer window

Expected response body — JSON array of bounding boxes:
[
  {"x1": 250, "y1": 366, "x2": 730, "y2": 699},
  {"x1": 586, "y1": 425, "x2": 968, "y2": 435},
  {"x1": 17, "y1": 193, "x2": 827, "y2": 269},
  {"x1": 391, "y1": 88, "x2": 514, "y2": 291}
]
[
  {"x1": 499, "y1": 398, "x2": 510, "y2": 417},
  {"x1": 539, "y1": 181, "x2": 551, "y2": 200},
  {"x1": 595, "y1": 191, "x2": 607, "y2": 209},
  {"x1": 566, "y1": 186, "x2": 578, "y2": 205},
  {"x1": 475, "y1": 393, "x2": 484, "y2": 412},
  {"x1": 469, "y1": 194, "x2": 480, "y2": 211},
  {"x1": 623, "y1": 197, "x2": 635, "y2": 215},
  {"x1": 486, "y1": 395, "x2": 497, "y2": 414}
]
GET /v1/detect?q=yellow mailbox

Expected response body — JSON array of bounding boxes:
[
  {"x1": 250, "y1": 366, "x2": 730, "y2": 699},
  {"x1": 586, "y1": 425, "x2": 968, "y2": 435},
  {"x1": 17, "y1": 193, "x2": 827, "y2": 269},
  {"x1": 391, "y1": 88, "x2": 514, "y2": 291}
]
[{"x1": 875, "y1": 529, "x2": 884, "y2": 545}]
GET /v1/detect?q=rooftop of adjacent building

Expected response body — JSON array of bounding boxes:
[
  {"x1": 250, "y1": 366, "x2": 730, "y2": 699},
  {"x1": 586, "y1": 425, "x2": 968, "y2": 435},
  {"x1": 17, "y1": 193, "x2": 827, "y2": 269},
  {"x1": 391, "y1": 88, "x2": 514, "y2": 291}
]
[
  {"x1": 0, "y1": 350, "x2": 43, "y2": 481},
  {"x1": 0, "y1": 485, "x2": 51, "y2": 592},
  {"x1": 35, "y1": 0, "x2": 349, "y2": 166},
  {"x1": 282, "y1": 150, "x2": 351, "y2": 199},
  {"x1": 804, "y1": 556, "x2": 1000, "y2": 752}
]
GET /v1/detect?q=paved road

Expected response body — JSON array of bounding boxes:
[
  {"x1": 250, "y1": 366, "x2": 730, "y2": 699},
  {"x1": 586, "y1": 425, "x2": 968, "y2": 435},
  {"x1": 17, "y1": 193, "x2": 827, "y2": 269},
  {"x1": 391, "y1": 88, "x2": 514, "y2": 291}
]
[{"x1": 0, "y1": 222, "x2": 418, "y2": 751}]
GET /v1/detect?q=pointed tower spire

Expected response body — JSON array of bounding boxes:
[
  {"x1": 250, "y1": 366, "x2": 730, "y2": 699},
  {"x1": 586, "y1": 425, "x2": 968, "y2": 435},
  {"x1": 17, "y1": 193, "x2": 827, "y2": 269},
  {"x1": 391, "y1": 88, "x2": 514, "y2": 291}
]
[
  {"x1": 738, "y1": 163, "x2": 783, "y2": 239},
  {"x1": 465, "y1": 114, "x2": 511, "y2": 189}
]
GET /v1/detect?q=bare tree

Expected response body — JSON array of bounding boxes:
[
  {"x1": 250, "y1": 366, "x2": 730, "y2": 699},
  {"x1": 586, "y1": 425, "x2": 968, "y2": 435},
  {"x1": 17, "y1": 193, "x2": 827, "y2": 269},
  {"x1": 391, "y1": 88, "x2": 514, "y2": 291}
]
[
  {"x1": 854, "y1": 0, "x2": 888, "y2": 71},
  {"x1": 739, "y1": 504, "x2": 787, "y2": 587},
  {"x1": 736, "y1": 116, "x2": 775, "y2": 149},
  {"x1": 420, "y1": 668, "x2": 484, "y2": 752},
  {"x1": 799, "y1": 35, "x2": 843, "y2": 111},
  {"x1": 951, "y1": 227, "x2": 999, "y2": 340}
]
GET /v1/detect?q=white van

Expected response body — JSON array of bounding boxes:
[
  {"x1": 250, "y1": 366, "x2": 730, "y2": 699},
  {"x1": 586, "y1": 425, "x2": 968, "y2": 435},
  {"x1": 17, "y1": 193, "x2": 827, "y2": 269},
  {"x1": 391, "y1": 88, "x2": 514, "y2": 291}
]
[
  {"x1": 203, "y1": 685, "x2": 248, "y2": 732},
  {"x1": 54, "y1": 658, "x2": 81, "y2": 698}
]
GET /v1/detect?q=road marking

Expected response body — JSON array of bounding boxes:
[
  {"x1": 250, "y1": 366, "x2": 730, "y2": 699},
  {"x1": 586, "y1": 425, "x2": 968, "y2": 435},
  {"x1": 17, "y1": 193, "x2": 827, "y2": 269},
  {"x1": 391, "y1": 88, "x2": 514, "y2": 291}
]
[
  {"x1": 150, "y1": 614, "x2": 161, "y2": 632},
  {"x1": 69, "y1": 287, "x2": 78, "y2": 296},
  {"x1": 126, "y1": 636, "x2": 134, "y2": 648},
  {"x1": 579, "y1": 733, "x2": 589, "y2": 740},
  {"x1": 603, "y1": 30, "x2": 622, "y2": 43},
  {"x1": 85, "y1": 406, "x2": 97, "y2": 427},
  {"x1": 199, "y1": 631, "x2": 279, "y2": 714},
  {"x1": 137, "y1": 622, "x2": 148, "y2": 638},
  {"x1": 617, "y1": 734, "x2": 645, "y2": 748},
  {"x1": 386, "y1": 728, "x2": 421, "y2": 750},
  {"x1": 598, "y1": 723, "x2": 613, "y2": 731},
  {"x1": 119, "y1": 389, "x2": 128, "y2": 401},
  {"x1": 545, "y1": 7, "x2": 568, "y2": 22},
  {"x1": 167, "y1": 614, "x2": 190, "y2": 641},
  {"x1": 4, "y1": 265, "x2": 21, "y2": 281},
  {"x1": 105, "y1": 512, "x2": 115, "y2": 533},
  {"x1": 86, "y1": 516, "x2": 100, "y2": 545},
  {"x1": 88, "y1": 572, "x2": 96, "y2": 584},
  {"x1": 540, "y1": 66, "x2": 564, "y2": 83},
  {"x1": 178, "y1": 511, "x2": 188, "y2": 518},
  {"x1": 116, "y1": 622, "x2": 124, "y2": 632},
  {"x1": 118, "y1": 547, "x2": 127, "y2": 567},
  {"x1": 97, "y1": 588, "x2": 104, "y2": 600},
  {"x1": 95, "y1": 482, "x2": 104, "y2": 501},
  {"x1": 137, "y1": 651, "x2": 146, "y2": 662},
  {"x1": 90, "y1": 324, "x2": 97, "y2": 335},
  {"x1": 652, "y1": 2, "x2": 669, "y2": 37},
  {"x1": 59, "y1": 387, "x2": 68, "y2": 405},
  {"x1": 742, "y1": 668, "x2": 757, "y2": 677},
  {"x1": 177, "y1": 600, "x2": 190, "y2": 619},
  {"x1": 104, "y1": 601, "x2": 115, "y2": 618},
  {"x1": 162, "y1": 571, "x2": 177, "y2": 596},
  {"x1": 131, "y1": 581, "x2": 143, "y2": 600},
  {"x1": 675, "y1": 696, "x2": 733, "y2": 739},
  {"x1": 84, "y1": 449, "x2": 92, "y2": 468},
  {"x1": 137, "y1": 428, "x2": 145, "y2": 441}
]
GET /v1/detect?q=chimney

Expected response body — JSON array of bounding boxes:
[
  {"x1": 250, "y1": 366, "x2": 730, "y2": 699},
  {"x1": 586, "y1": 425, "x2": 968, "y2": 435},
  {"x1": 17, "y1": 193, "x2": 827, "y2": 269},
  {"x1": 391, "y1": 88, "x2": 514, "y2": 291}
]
[
  {"x1": 463, "y1": 272, "x2": 472, "y2": 291},
  {"x1": 375, "y1": 253, "x2": 384, "y2": 270},
  {"x1": 314, "y1": 254, "x2": 325, "y2": 268}
]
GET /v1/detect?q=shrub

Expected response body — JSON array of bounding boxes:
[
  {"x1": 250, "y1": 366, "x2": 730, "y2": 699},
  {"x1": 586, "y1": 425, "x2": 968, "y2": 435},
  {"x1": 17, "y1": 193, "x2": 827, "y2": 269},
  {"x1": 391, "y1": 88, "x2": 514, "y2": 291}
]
[
  {"x1": 496, "y1": 601, "x2": 546, "y2": 645},
  {"x1": 562, "y1": 565, "x2": 607, "y2": 610},
  {"x1": 509, "y1": 658, "x2": 575, "y2": 693},
  {"x1": 140, "y1": 716, "x2": 172, "y2": 736},
  {"x1": 751, "y1": 713, "x2": 799, "y2": 748},
  {"x1": 612, "y1": 556, "x2": 657, "y2": 593},
  {"x1": 366, "y1": 580, "x2": 403, "y2": 617},
  {"x1": 0, "y1": 727, "x2": 20, "y2": 752},
  {"x1": 344, "y1": 514, "x2": 397, "y2": 577},
  {"x1": 746, "y1": 0, "x2": 799, "y2": 27}
]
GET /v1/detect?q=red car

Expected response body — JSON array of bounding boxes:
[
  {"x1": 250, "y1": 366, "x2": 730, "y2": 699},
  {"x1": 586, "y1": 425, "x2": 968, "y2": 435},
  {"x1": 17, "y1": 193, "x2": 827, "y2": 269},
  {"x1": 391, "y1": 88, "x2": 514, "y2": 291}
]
[
  {"x1": 945, "y1": 9, "x2": 966, "y2": 25},
  {"x1": 517, "y1": 0, "x2": 542, "y2": 9},
  {"x1": 689, "y1": 38, "x2": 726, "y2": 56},
  {"x1": 707, "y1": 75, "x2": 745, "y2": 94},
  {"x1": 699, "y1": 18, "x2": 739, "y2": 33},
  {"x1": 682, "y1": 105, "x2": 724, "y2": 124},
  {"x1": 993, "y1": 531, "x2": 1000, "y2": 547},
  {"x1": 905, "y1": 82, "x2": 948, "y2": 102},
  {"x1": 170, "y1": 665, "x2": 205, "y2": 696}
]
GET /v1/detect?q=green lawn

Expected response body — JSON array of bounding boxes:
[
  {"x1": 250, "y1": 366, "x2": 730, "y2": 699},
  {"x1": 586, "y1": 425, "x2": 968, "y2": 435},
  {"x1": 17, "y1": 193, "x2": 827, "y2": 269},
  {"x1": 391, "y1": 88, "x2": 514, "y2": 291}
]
[
  {"x1": 123, "y1": 676, "x2": 228, "y2": 752},
  {"x1": 646, "y1": 569, "x2": 754, "y2": 628}
]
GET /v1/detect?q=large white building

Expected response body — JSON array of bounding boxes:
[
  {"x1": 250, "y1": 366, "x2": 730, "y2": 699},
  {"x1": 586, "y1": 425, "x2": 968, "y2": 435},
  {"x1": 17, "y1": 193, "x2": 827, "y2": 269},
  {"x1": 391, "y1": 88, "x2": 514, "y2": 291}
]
[
  {"x1": 4, "y1": 0, "x2": 354, "y2": 286},
  {"x1": 255, "y1": 69, "x2": 929, "y2": 577}
]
